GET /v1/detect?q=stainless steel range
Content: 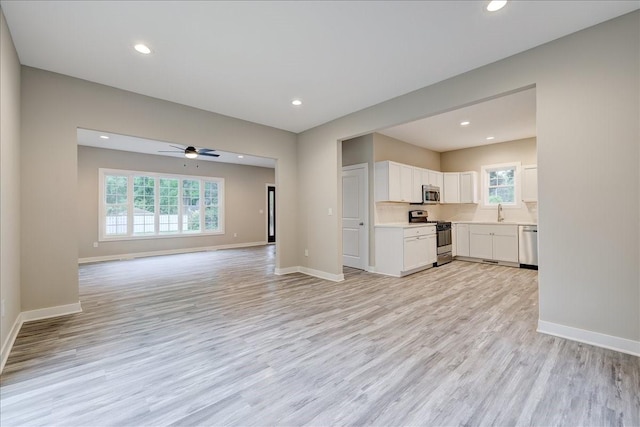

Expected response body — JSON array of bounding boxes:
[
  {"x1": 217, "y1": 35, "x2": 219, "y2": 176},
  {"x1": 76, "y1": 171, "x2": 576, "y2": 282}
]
[
  {"x1": 435, "y1": 222, "x2": 452, "y2": 266},
  {"x1": 408, "y1": 210, "x2": 452, "y2": 266}
]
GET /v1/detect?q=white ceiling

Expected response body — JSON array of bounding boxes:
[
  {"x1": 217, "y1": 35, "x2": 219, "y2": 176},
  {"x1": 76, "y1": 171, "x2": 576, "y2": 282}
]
[
  {"x1": 77, "y1": 128, "x2": 276, "y2": 169},
  {"x1": 379, "y1": 87, "x2": 537, "y2": 152},
  {"x1": 2, "y1": 1, "x2": 638, "y2": 136}
]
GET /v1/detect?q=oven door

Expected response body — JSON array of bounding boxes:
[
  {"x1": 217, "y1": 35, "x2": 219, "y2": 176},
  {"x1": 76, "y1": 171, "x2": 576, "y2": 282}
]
[{"x1": 437, "y1": 227, "x2": 452, "y2": 254}]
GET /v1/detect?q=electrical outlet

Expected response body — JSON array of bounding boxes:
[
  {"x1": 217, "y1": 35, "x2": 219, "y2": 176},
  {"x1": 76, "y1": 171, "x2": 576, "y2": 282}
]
[
  {"x1": 93, "y1": 242, "x2": 99, "y2": 248},
  {"x1": 328, "y1": 208, "x2": 333, "y2": 216},
  {"x1": 259, "y1": 209, "x2": 264, "y2": 214},
  {"x1": 233, "y1": 233, "x2": 237, "y2": 237},
  {"x1": 304, "y1": 249, "x2": 309, "y2": 257}
]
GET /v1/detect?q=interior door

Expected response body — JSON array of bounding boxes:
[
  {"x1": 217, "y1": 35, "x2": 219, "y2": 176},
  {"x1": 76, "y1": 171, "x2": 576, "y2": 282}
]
[{"x1": 342, "y1": 165, "x2": 368, "y2": 270}]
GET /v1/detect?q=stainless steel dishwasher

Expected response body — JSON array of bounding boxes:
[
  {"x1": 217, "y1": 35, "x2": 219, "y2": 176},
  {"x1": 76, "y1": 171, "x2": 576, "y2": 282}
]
[{"x1": 519, "y1": 225, "x2": 538, "y2": 269}]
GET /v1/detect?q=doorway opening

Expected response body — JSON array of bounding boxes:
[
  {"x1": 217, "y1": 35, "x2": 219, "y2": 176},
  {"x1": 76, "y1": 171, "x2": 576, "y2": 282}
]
[{"x1": 267, "y1": 185, "x2": 276, "y2": 243}]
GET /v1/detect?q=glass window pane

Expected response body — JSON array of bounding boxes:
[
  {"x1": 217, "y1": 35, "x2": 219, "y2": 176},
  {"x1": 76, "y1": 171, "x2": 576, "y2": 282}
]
[
  {"x1": 182, "y1": 179, "x2": 200, "y2": 231},
  {"x1": 105, "y1": 175, "x2": 128, "y2": 236}
]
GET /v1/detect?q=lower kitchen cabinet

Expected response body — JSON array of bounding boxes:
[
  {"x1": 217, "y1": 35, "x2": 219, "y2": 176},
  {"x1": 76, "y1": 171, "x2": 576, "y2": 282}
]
[
  {"x1": 375, "y1": 225, "x2": 437, "y2": 277},
  {"x1": 469, "y1": 224, "x2": 518, "y2": 263},
  {"x1": 454, "y1": 223, "x2": 470, "y2": 257}
]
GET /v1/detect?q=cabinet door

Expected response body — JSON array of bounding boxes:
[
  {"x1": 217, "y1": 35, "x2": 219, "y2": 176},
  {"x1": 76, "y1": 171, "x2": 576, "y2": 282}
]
[
  {"x1": 404, "y1": 237, "x2": 428, "y2": 270},
  {"x1": 443, "y1": 173, "x2": 460, "y2": 203},
  {"x1": 412, "y1": 168, "x2": 425, "y2": 203},
  {"x1": 459, "y1": 172, "x2": 477, "y2": 204},
  {"x1": 456, "y1": 224, "x2": 470, "y2": 257},
  {"x1": 522, "y1": 165, "x2": 538, "y2": 202},
  {"x1": 492, "y1": 235, "x2": 519, "y2": 262},
  {"x1": 469, "y1": 232, "x2": 493, "y2": 259},
  {"x1": 427, "y1": 234, "x2": 437, "y2": 264},
  {"x1": 400, "y1": 164, "x2": 413, "y2": 202},
  {"x1": 387, "y1": 162, "x2": 403, "y2": 201}
]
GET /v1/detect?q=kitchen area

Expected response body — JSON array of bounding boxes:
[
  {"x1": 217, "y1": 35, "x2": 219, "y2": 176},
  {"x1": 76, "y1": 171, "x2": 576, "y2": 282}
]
[{"x1": 341, "y1": 88, "x2": 539, "y2": 277}]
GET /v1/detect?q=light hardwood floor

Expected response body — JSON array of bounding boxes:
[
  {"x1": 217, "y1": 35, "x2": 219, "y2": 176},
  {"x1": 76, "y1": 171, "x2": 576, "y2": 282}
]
[{"x1": 1, "y1": 246, "x2": 638, "y2": 426}]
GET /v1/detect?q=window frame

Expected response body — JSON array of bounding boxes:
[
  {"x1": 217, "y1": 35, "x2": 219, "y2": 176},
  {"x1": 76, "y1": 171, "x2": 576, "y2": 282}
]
[
  {"x1": 99, "y1": 168, "x2": 225, "y2": 241},
  {"x1": 480, "y1": 162, "x2": 521, "y2": 209}
]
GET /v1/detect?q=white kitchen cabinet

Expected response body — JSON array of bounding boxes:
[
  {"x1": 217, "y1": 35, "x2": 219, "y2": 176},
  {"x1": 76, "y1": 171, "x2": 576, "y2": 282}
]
[
  {"x1": 427, "y1": 234, "x2": 437, "y2": 264},
  {"x1": 455, "y1": 223, "x2": 470, "y2": 257},
  {"x1": 459, "y1": 171, "x2": 478, "y2": 203},
  {"x1": 412, "y1": 167, "x2": 428, "y2": 204},
  {"x1": 375, "y1": 225, "x2": 437, "y2": 277},
  {"x1": 427, "y1": 170, "x2": 443, "y2": 190},
  {"x1": 443, "y1": 173, "x2": 460, "y2": 203},
  {"x1": 375, "y1": 161, "x2": 415, "y2": 202},
  {"x1": 443, "y1": 172, "x2": 477, "y2": 204},
  {"x1": 521, "y1": 165, "x2": 538, "y2": 202},
  {"x1": 469, "y1": 224, "x2": 518, "y2": 262}
]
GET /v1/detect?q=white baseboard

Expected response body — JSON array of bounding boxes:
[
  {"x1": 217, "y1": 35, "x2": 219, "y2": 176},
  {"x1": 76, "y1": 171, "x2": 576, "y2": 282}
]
[
  {"x1": 538, "y1": 320, "x2": 640, "y2": 357},
  {"x1": 1, "y1": 302, "x2": 82, "y2": 373},
  {"x1": 300, "y1": 267, "x2": 344, "y2": 282},
  {"x1": 21, "y1": 302, "x2": 83, "y2": 322},
  {"x1": 79, "y1": 241, "x2": 267, "y2": 264},
  {"x1": 274, "y1": 266, "x2": 345, "y2": 282},
  {"x1": 274, "y1": 266, "x2": 301, "y2": 275},
  {"x1": 1, "y1": 313, "x2": 23, "y2": 374}
]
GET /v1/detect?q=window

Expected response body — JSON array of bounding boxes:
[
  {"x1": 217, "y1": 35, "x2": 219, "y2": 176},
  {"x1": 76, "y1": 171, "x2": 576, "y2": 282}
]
[
  {"x1": 99, "y1": 169, "x2": 224, "y2": 241},
  {"x1": 481, "y1": 162, "x2": 520, "y2": 207}
]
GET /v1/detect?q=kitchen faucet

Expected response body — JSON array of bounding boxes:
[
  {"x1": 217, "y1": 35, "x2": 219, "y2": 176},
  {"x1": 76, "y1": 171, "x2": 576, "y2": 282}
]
[{"x1": 497, "y1": 203, "x2": 504, "y2": 222}]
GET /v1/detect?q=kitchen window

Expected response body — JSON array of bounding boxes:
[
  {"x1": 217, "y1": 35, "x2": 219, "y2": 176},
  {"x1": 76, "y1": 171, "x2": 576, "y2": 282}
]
[
  {"x1": 481, "y1": 162, "x2": 520, "y2": 208},
  {"x1": 99, "y1": 168, "x2": 224, "y2": 241}
]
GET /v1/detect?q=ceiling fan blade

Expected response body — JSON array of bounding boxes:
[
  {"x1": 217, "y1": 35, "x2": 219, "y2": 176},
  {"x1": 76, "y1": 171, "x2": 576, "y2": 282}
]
[
  {"x1": 169, "y1": 145, "x2": 185, "y2": 151},
  {"x1": 198, "y1": 148, "x2": 215, "y2": 153},
  {"x1": 158, "y1": 150, "x2": 183, "y2": 153},
  {"x1": 199, "y1": 152, "x2": 220, "y2": 157}
]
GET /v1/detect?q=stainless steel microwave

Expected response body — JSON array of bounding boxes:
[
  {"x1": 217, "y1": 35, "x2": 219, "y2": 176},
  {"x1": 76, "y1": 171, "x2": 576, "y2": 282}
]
[{"x1": 422, "y1": 185, "x2": 440, "y2": 204}]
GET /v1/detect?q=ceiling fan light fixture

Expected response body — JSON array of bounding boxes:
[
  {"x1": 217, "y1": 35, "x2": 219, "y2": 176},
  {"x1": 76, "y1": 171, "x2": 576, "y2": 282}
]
[
  {"x1": 486, "y1": 0, "x2": 508, "y2": 12},
  {"x1": 185, "y1": 152, "x2": 198, "y2": 159},
  {"x1": 134, "y1": 43, "x2": 152, "y2": 54}
]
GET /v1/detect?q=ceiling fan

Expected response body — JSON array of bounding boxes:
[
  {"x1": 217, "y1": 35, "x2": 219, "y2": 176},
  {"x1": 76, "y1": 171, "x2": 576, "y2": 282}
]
[{"x1": 159, "y1": 145, "x2": 220, "y2": 159}]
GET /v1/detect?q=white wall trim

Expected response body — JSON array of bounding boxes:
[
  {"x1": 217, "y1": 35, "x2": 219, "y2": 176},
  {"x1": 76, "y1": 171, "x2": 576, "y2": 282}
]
[
  {"x1": 274, "y1": 266, "x2": 300, "y2": 275},
  {"x1": 79, "y1": 241, "x2": 267, "y2": 264},
  {"x1": 1, "y1": 313, "x2": 23, "y2": 374},
  {"x1": 21, "y1": 302, "x2": 83, "y2": 323},
  {"x1": 1, "y1": 302, "x2": 82, "y2": 373},
  {"x1": 274, "y1": 266, "x2": 345, "y2": 282},
  {"x1": 538, "y1": 320, "x2": 640, "y2": 357}
]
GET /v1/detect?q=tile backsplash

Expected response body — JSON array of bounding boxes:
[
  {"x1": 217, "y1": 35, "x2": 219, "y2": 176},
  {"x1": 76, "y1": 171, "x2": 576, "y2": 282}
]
[{"x1": 375, "y1": 202, "x2": 537, "y2": 224}]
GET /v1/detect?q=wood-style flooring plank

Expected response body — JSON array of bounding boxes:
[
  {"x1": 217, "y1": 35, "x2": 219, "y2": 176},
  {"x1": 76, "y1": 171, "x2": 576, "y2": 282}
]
[{"x1": 1, "y1": 246, "x2": 638, "y2": 426}]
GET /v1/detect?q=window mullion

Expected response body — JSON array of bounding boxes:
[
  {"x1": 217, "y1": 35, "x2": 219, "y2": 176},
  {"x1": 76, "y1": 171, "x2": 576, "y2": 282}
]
[
  {"x1": 127, "y1": 173, "x2": 134, "y2": 237},
  {"x1": 199, "y1": 179, "x2": 204, "y2": 233},
  {"x1": 178, "y1": 179, "x2": 183, "y2": 235},
  {"x1": 154, "y1": 177, "x2": 159, "y2": 235}
]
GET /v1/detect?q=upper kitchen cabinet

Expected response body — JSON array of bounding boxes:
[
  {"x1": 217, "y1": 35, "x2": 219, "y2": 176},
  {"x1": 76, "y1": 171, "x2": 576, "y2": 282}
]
[
  {"x1": 375, "y1": 161, "x2": 420, "y2": 203},
  {"x1": 443, "y1": 171, "x2": 477, "y2": 204},
  {"x1": 521, "y1": 164, "x2": 538, "y2": 202},
  {"x1": 427, "y1": 170, "x2": 444, "y2": 190},
  {"x1": 459, "y1": 171, "x2": 478, "y2": 203},
  {"x1": 443, "y1": 173, "x2": 460, "y2": 203}
]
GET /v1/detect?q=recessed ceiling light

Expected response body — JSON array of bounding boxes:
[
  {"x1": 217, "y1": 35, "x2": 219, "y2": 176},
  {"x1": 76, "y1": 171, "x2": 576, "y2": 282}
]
[
  {"x1": 486, "y1": 0, "x2": 508, "y2": 12},
  {"x1": 134, "y1": 44, "x2": 152, "y2": 55},
  {"x1": 460, "y1": 121, "x2": 470, "y2": 126},
  {"x1": 237, "y1": 155, "x2": 244, "y2": 159},
  {"x1": 291, "y1": 99, "x2": 302, "y2": 106},
  {"x1": 486, "y1": 136, "x2": 495, "y2": 140},
  {"x1": 99, "y1": 135, "x2": 110, "y2": 139}
]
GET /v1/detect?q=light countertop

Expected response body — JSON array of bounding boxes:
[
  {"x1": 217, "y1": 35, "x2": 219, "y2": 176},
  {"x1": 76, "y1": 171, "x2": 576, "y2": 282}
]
[
  {"x1": 374, "y1": 223, "x2": 436, "y2": 228},
  {"x1": 452, "y1": 221, "x2": 537, "y2": 226}
]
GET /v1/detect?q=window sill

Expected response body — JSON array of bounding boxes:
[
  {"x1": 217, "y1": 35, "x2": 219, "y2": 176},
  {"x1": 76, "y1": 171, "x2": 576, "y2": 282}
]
[{"x1": 99, "y1": 231, "x2": 225, "y2": 243}]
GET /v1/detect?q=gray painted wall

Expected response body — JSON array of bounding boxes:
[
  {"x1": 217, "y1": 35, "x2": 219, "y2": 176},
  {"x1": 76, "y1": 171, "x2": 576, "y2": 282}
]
[
  {"x1": 299, "y1": 12, "x2": 639, "y2": 343},
  {"x1": 0, "y1": 9, "x2": 21, "y2": 353},
  {"x1": 21, "y1": 67, "x2": 297, "y2": 312},
  {"x1": 78, "y1": 146, "x2": 275, "y2": 259}
]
